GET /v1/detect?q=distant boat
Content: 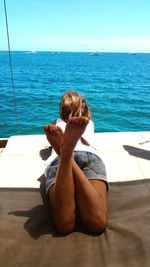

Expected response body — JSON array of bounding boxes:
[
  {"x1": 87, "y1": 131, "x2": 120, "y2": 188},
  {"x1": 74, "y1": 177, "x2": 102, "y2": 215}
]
[
  {"x1": 90, "y1": 52, "x2": 102, "y2": 56},
  {"x1": 26, "y1": 50, "x2": 37, "y2": 54},
  {"x1": 51, "y1": 51, "x2": 60, "y2": 54}
]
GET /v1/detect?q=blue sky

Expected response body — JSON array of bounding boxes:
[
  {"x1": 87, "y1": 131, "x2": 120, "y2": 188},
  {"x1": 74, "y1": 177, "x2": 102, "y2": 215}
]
[{"x1": 1, "y1": 0, "x2": 150, "y2": 52}]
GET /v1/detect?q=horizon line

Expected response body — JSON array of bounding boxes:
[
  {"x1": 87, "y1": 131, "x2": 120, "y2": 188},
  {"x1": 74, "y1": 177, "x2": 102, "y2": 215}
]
[{"x1": 1, "y1": 50, "x2": 150, "y2": 54}]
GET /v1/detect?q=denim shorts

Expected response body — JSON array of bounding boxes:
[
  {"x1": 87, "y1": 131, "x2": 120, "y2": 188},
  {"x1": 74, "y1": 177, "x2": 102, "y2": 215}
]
[{"x1": 45, "y1": 151, "x2": 108, "y2": 193}]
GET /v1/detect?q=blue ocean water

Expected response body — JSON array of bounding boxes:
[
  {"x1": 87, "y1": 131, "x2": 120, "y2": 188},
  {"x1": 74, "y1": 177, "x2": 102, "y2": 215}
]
[{"x1": 0, "y1": 51, "x2": 150, "y2": 138}]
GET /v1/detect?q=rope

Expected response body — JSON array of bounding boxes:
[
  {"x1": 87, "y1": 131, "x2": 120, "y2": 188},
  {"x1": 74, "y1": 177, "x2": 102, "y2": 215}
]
[{"x1": 3, "y1": 0, "x2": 19, "y2": 135}]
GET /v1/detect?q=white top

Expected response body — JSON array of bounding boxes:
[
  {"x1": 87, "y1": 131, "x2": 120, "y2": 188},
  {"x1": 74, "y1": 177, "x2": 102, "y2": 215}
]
[{"x1": 44, "y1": 118, "x2": 102, "y2": 171}]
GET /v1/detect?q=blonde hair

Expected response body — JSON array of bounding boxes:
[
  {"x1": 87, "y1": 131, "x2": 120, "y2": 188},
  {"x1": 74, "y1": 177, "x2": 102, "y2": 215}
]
[{"x1": 60, "y1": 91, "x2": 91, "y2": 122}]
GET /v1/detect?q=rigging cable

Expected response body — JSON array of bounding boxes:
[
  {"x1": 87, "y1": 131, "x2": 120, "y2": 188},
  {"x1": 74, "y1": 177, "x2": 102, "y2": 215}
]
[{"x1": 3, "y1": 0, "x2": 19, "y2": 134}]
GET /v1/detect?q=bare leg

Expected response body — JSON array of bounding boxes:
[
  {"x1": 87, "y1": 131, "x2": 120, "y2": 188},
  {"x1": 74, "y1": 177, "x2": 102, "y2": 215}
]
[
  {"x1": 47, "y1": 117, "x2": 89, "y2": 234},
  {"x1": 72, "y1": 162, "x2": 108, "y2": 233}
]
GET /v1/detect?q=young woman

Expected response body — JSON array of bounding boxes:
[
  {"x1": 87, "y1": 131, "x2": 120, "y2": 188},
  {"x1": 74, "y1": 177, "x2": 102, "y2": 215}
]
[{"x1": 44, "y1": 91, "x2": 108, "y2": 234}]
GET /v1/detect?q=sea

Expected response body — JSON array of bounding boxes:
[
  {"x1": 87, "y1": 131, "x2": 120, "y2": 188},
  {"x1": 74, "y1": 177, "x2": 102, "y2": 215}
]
[{"x1": 0, "y1": 51, "x2": 150, "y2": 138}]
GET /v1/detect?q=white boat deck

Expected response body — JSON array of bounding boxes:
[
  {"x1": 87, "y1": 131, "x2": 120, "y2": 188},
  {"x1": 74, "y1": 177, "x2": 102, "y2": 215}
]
[{"x1": 0, "y1": 132, "x2": 150, "y2": 188}]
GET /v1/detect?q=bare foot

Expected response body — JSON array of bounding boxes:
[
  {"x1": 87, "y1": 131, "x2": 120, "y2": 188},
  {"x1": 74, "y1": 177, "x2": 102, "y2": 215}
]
[
  {"x1": 61, "y1": 116, "x2": 89, "y2": 158},
  {"x1": 44, "y1": 124, "x2": 63, "y2": 155}
]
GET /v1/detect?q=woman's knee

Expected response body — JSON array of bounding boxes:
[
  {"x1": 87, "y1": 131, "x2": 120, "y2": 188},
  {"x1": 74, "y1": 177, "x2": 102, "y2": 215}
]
[
  {"x1": 84, "y1": 214, "x2": 107, "y2": 234},
  {"x1": 54, "y1": 216, "x2": 76, "y2": 235}
]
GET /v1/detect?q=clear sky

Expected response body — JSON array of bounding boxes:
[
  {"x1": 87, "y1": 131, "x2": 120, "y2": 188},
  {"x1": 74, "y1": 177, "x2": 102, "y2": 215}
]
[{"x1": 1, "y1": 0, "x2": 150, "y2": 52}]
